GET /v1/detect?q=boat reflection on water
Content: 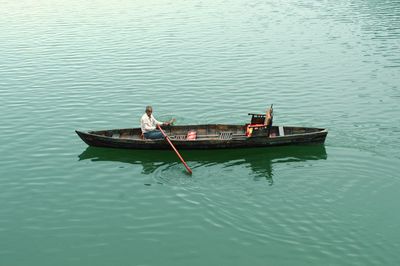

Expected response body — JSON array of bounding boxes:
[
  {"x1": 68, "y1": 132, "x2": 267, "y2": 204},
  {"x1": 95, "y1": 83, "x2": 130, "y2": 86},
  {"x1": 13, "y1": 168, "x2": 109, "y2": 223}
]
[{"x1": 78, "y1": 145, "x2": 327, "y2": 184}]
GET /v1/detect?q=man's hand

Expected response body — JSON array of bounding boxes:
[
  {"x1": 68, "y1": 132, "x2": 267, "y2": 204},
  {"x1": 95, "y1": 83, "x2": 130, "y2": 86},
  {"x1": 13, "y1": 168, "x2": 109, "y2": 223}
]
[{"x1": 164, "y1": 118, "x2": 176, "y2": 126}]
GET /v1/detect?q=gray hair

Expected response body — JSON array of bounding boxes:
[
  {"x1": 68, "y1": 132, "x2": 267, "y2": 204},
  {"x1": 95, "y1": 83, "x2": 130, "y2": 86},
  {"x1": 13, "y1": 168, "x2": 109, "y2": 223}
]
[{"x1": 145, "y1": 106, "x2": 153, "y2": 112}]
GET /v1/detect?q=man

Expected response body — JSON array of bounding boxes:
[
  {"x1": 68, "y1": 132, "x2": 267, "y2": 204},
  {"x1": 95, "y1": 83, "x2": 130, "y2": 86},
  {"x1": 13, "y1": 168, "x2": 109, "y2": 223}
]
[{"x1": 140, "y1": 106, "x2": 174, "y2": 139}]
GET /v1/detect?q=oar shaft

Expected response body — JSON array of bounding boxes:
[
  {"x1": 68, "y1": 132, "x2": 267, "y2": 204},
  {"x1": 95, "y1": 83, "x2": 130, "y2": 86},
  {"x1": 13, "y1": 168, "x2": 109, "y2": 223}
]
[{"x1": 157, "y1": 125, "x2": 192, "y2": 175}]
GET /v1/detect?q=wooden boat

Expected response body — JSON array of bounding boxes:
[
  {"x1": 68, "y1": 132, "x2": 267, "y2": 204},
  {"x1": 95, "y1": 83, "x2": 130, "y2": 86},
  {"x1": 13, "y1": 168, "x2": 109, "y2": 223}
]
[{"x1": 76, "y1": 113, "x2": 327, "y2": 150}]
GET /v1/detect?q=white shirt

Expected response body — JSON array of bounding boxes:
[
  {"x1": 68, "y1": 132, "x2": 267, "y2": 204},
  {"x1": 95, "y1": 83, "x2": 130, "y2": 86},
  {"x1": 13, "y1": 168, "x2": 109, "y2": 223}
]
[{"x1": 141, "y1": 113, "x2": 162, "y2": 133}]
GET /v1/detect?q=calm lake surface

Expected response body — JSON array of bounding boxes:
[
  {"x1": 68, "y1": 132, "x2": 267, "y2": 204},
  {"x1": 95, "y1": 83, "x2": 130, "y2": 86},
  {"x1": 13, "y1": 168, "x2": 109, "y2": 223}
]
[{"x1": 1, "y1": 0, "x2": 400, "y2": 265}]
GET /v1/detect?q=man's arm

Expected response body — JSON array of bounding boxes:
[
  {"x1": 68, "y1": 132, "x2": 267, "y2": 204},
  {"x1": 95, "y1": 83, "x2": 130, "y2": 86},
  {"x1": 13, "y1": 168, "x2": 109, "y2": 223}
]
[{"x1": 153, "y1": 117, "x2": 163, "y2": 126}]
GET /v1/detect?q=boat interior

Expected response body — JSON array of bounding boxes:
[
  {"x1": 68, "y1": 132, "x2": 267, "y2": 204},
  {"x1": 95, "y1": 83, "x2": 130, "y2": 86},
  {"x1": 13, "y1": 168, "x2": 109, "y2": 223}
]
[
  {"x1": 86, "y1": 112, "x2": 324, "y2": 140},
  {"x1": 88, "y1": 124, "x2": 324, "y2": 141}
]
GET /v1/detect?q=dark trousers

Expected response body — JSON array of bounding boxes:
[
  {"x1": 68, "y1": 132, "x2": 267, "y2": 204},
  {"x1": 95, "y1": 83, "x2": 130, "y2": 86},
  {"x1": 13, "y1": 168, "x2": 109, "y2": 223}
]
[{"x1": 143, "y1": 130, "x2": 164, "y2": 139}]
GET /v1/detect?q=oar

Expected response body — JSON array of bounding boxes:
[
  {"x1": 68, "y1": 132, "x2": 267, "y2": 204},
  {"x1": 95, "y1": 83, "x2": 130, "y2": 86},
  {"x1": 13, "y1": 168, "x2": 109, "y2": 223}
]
[
  {"x1": 157, "y1": 124, "x2": 192, "y2": 175},
  {"x1": 266, "y1": 104, "x2": 274, "y2": 137}
]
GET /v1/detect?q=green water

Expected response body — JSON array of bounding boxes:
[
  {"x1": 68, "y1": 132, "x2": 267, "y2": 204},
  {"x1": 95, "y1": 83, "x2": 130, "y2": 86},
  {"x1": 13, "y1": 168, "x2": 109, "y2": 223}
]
[{"x1": 1, "y1": 0, "x2": 400, "y2": 265}]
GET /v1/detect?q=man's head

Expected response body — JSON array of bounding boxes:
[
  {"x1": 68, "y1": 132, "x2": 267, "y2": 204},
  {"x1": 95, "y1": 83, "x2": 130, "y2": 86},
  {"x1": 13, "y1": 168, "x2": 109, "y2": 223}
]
[{"x1": 145, "y1": 106, "x2": 153, "y2": 116}]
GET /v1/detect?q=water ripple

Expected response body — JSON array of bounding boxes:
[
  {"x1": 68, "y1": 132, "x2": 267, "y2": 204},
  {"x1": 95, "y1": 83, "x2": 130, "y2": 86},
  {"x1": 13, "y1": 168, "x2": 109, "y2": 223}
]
[{"x1": 2, "y1": 0, "x2": 400, "y2": 265}]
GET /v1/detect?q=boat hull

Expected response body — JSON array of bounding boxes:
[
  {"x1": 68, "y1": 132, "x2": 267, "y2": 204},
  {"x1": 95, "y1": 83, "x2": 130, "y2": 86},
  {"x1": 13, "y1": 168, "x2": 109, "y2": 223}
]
[{"x1": 76, "y1": 124, "x2": 327, "y2": 150}]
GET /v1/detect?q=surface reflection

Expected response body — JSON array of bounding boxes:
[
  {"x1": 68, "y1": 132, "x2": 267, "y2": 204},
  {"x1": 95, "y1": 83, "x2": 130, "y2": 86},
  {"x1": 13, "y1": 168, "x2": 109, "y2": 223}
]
[{"x1": 78, "y1": 145, "x2": 328, "y2": 184}]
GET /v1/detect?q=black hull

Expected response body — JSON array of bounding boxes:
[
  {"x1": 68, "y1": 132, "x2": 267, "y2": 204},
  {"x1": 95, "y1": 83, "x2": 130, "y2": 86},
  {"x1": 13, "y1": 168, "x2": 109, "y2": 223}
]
[{"x1": 76, "y1": 125, "x2": 327, "y2": 150}]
